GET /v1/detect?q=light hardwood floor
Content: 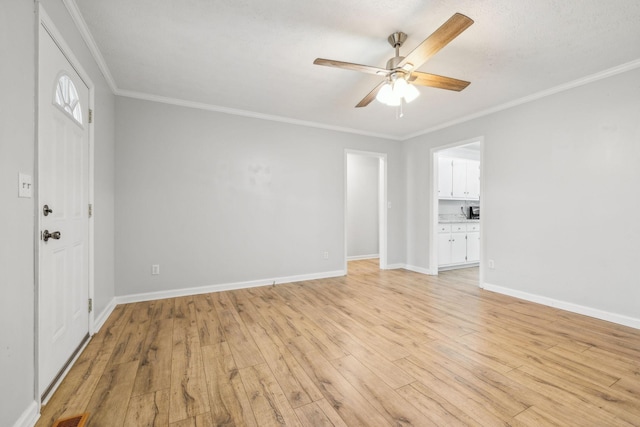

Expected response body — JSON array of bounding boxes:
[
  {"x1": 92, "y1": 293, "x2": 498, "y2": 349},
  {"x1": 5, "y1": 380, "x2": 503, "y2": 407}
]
[{"x1": 37, "y1": 259, "x2": 640, "y2": 426}]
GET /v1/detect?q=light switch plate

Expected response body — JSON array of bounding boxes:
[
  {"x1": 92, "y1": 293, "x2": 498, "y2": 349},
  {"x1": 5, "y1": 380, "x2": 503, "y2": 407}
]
[{"x1": 18, "y1": 173, "x2": 32, "y2": 198}]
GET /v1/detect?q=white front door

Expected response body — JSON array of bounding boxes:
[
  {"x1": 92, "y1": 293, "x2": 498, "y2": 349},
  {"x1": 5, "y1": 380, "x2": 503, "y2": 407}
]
[{"x1": 38, "y1": 24, "x2": 90, "y2": 399}]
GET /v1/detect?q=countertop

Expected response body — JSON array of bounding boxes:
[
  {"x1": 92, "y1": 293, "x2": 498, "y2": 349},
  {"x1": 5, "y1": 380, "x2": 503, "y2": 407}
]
[{"x1": 438, "y1": 215, "x2": 479, "y2": 223}]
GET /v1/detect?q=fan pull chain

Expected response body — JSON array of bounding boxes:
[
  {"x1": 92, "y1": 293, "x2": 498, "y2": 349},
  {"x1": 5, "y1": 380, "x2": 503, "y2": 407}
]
[{"x1": 396, "y1": 99, "x2": 404, "y2": 119}]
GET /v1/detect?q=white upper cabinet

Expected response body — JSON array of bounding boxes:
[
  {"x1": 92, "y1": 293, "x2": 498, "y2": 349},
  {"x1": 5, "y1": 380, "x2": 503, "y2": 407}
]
[
  {"x1": 438, "y1": 156, "x2": 480, "y2": 200},
  {"x1": 451, "y1": 159, "x2": 468, "y2": 198},
  {"x1": 466, "y1": 160, "x2": 480, "y2": 200},
  {"x1": 437, "y1": 156, "x2": 453, "y2": 199}
]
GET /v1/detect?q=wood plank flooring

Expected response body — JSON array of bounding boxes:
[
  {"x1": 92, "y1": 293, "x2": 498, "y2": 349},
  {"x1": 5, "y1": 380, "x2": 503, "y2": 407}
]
[{"x1": 37, "y1": 260, "x2": 640, "y2": 426}]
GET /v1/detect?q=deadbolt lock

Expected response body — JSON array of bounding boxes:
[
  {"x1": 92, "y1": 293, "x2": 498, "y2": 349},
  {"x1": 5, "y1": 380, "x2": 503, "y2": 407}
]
[{"x1": 43, "y1": 204, "x2": 53, "y2": 216}]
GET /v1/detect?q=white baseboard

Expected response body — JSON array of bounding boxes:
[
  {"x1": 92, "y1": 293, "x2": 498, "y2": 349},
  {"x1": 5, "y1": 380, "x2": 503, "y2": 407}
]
[
  {"x1": 403, "y1": 264, "x2": 436, "y2": 275},
  {"x1": 92, "y1": 297, "x2": 116, "y2": 334},
  {"x1": 347, "y1": 254, "x2": 379, "y2": 261},
  {"x1": 115, "y1": 269, "x2": 346, "y2": 305},
  {"x1": 383, "y1": 263, "x2": 436, "y2": 275},
  {"x1": 483, "y1": 282, "x2": 640, "y2": 330},
  {"x1": 438, "y1": 262, "x2": 479, "y2": 271},
  {"x1": 12, "y1": 400, "x2": 39, "y2": 427},
  {"x1": 384, "y1": 263, "x2": 406, "y2": 270}
]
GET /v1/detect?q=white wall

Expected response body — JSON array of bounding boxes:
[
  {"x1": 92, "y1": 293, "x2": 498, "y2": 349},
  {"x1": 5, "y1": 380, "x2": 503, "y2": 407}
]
[
  {"x1": 0, "y1": 1, "x2": 116, "y2": 425},
  {"x1": 114, "y1": 97, "x2": 405, "y2": 298},
  {"x1": 405, "y1": 66, "x2": 640, "y2": 324},
  {"x1": 0, "y1": 1, "x2": 36, "y2": 425},
  {"x1": 347, "y1": 154, "x2": 379, "y2": 258}
]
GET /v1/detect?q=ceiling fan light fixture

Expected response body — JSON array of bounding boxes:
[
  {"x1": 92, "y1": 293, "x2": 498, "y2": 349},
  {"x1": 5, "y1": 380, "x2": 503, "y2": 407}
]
[
  {"x1": 386, "y1": 91, "x2": 402, "y2": 106},
  {"x1": 392, "y1": 77, "x2": 408, "y2": 95},
  {"x1": 376, "y1": 77, "x2": 419, "y2": 106},
  {"x1": 375, "y1": 83, "x2": 395, "y2": 106},
  {"x1": 403, "y1": 82, "x2": 420, "y2": 103}
]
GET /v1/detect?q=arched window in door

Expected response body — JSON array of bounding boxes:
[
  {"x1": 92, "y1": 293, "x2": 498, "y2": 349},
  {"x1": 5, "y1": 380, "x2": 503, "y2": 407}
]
[{"x1": 54, "y1": 74, "x2": 83, "y2": 126}]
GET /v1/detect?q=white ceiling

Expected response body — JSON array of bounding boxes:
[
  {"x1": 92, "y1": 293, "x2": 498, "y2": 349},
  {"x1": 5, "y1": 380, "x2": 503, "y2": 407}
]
[{"x1": 73, "y1": 0, "x2": 640, "y2": 139}]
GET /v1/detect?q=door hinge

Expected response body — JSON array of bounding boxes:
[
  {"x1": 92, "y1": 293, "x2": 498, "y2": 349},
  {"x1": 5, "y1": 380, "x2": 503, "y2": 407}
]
[
  {"x1": 88, "y1": 109, "x2": 93, "y2": 124},
  {"x1": 88, "y1": 298, "x2": 93, "y2": 313},
  {"x1": 88, "y1": 203, "x2": 93, "y2": 218}
]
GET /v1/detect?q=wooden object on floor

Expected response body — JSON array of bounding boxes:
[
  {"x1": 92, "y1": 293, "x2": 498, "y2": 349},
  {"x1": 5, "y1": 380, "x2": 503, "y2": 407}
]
[
  {"x1": 52, "y1": 413, "x2": 89, "y2": 427},
  {"x1": 37, "y1": 260, "x2": 640, "y2": 426}
]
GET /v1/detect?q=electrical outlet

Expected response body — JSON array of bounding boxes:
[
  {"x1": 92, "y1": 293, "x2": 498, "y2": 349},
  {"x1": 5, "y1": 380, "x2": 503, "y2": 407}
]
[
  {"x1": 488, "y1": 259, "x2": 495, "y2": 269},
  {"x1": 152, "y1": 264, "x2": 160, "y2": 275},
  {"x1": 322, "y1": 251, "x2": 329, "y2": 259}
]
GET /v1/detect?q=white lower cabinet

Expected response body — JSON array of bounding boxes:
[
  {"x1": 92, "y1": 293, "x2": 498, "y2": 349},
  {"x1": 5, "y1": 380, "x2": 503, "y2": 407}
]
[
  {"x1": 437, "y1": 232, "x2": 452, "y2": 265},
  {"x1": 466, "y1": 232, "x2": 480, "y2": 262},
  {"x1": 438, "y1": 223, "x2": 480, "y2": 267}
]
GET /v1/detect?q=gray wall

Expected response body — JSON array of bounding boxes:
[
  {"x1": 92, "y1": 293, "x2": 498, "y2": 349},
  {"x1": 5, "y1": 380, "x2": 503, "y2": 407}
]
[
  {"x1": 0, "y1": 0, "x2": 36, "y2": 424},
  {"x1": 347, "y1": 154, "x2": 379, "y2": 258},
  {"x1": 2, "y1": 3, "x2": 638, "y2": 424},
  {"x1": 114, "y1": 97, "x2": 405, "y2": 297},
  {"x1": 1, "y1": 1, "x2": 116, "y2": 425},
  {"x1": 406, "y1": 66, "x2": 640, "y2": 320}
]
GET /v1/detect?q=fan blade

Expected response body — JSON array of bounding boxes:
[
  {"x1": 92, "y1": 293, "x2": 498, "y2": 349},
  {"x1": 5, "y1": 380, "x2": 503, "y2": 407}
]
[
  {"x1": 398, "y1": 13, "x2": 473, "y2": 71},
  {"x1": 314, "y1": 58, "x2": 389, "y2": 76},
  {"x1": 355, "y1": 80, "x2": 386, "y2": 108},
  {"x1": 409, "y1": 72, "x2": 470, "y2": 91}
]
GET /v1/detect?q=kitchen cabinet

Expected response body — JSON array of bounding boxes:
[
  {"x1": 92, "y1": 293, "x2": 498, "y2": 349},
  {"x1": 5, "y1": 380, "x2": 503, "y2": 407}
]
[
  {"x1": 437, "y1": 157, "x2": 453, "y2": 199},
  {"x1": 438, "y1": 157, "x2": 480, "y2": 200},
  {"x1": 437, "y1": 229, "x2": 452, "y2": 265},
  {"x1": 465, "y1": 160, "x2": 480, "y2": 199},
  {"x1": 451, "y1": 229, "x2": 467, "y2": 264},
  {"x1": 438, "y1": 222, "x2": 480, "y2": 267},
  {"x1": 451, "y1": 159, "x2": 468, "y2": 198},
  {"x1": 466, "y1": 231, "x2": 480, "y2": 262}
]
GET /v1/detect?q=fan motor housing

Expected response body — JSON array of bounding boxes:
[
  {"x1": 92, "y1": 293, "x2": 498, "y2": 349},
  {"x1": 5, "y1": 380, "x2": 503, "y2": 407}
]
[{"x1": 386, "y1": 56, "x2": 405, "y2": 70}]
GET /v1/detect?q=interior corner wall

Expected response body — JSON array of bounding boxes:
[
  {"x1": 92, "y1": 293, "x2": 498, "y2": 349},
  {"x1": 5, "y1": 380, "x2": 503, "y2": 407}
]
[
  {"x1": 404, "y1": 66, "x2": 640, "y2": 323},
  {"x1": 0, "y1": 1, "x2": 36, "y2": 425},
  {"x1": 114, "y1": 97, "x2": 405, "y2": 298}
]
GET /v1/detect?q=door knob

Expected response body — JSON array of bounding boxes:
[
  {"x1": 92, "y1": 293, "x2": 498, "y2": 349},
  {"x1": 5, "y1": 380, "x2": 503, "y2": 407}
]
[
  {"x1": 43, "y1": 204, "x2": 53, "y2": 216},
  {"x1": 43, "y1": 230, "x2": 61, "y2": 242}
]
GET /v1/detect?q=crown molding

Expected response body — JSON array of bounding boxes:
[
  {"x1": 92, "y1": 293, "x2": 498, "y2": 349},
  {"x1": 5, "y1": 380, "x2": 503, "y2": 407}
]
[
  {"x1": 115, "y1": 89, "x2": 402, "y2": 140},
  {"x1": 402, "y1": 58, "x2": 640, "y2": 141},
  {"x1": 62, "y1": 0, "x2": 118, "y2": 92},
  {"x1": 62, "y1": 0, "x2": 640, "y2": 143}
]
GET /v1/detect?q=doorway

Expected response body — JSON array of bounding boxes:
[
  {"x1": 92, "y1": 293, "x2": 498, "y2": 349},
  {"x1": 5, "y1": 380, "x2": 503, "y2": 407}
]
[
  {"x1": 429, "y1": 138, "x2": 484, "y2": 285},
  {"x1": 37, "y1": 8, "x2": 95, "y2": 402},
  {"x1": 344, "y1": 150, "x2": 387, "y2": 273}
]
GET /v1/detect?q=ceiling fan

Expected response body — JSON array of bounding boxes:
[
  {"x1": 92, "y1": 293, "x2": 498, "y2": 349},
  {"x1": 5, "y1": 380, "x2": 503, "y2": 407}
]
[{"x1": 314, "y1": 13, "x2": 474, "y2": 108}]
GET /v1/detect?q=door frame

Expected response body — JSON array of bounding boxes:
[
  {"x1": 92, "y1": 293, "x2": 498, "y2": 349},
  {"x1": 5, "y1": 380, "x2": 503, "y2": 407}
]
[
  {"x1": 35, "y1": 4, "x2": 95, "y2": 404},
  {"x1": 344, "y1": 149, "x2": 388, "y2": 272},
  {"x1": 429, "y1": 137, "x2": 484, "y2": 285}
]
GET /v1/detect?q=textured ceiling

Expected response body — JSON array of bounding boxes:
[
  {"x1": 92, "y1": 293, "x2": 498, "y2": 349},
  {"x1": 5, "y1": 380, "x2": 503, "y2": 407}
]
[{"x1": 73, "y1": 0, "x2": 640, "y2": 139}]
